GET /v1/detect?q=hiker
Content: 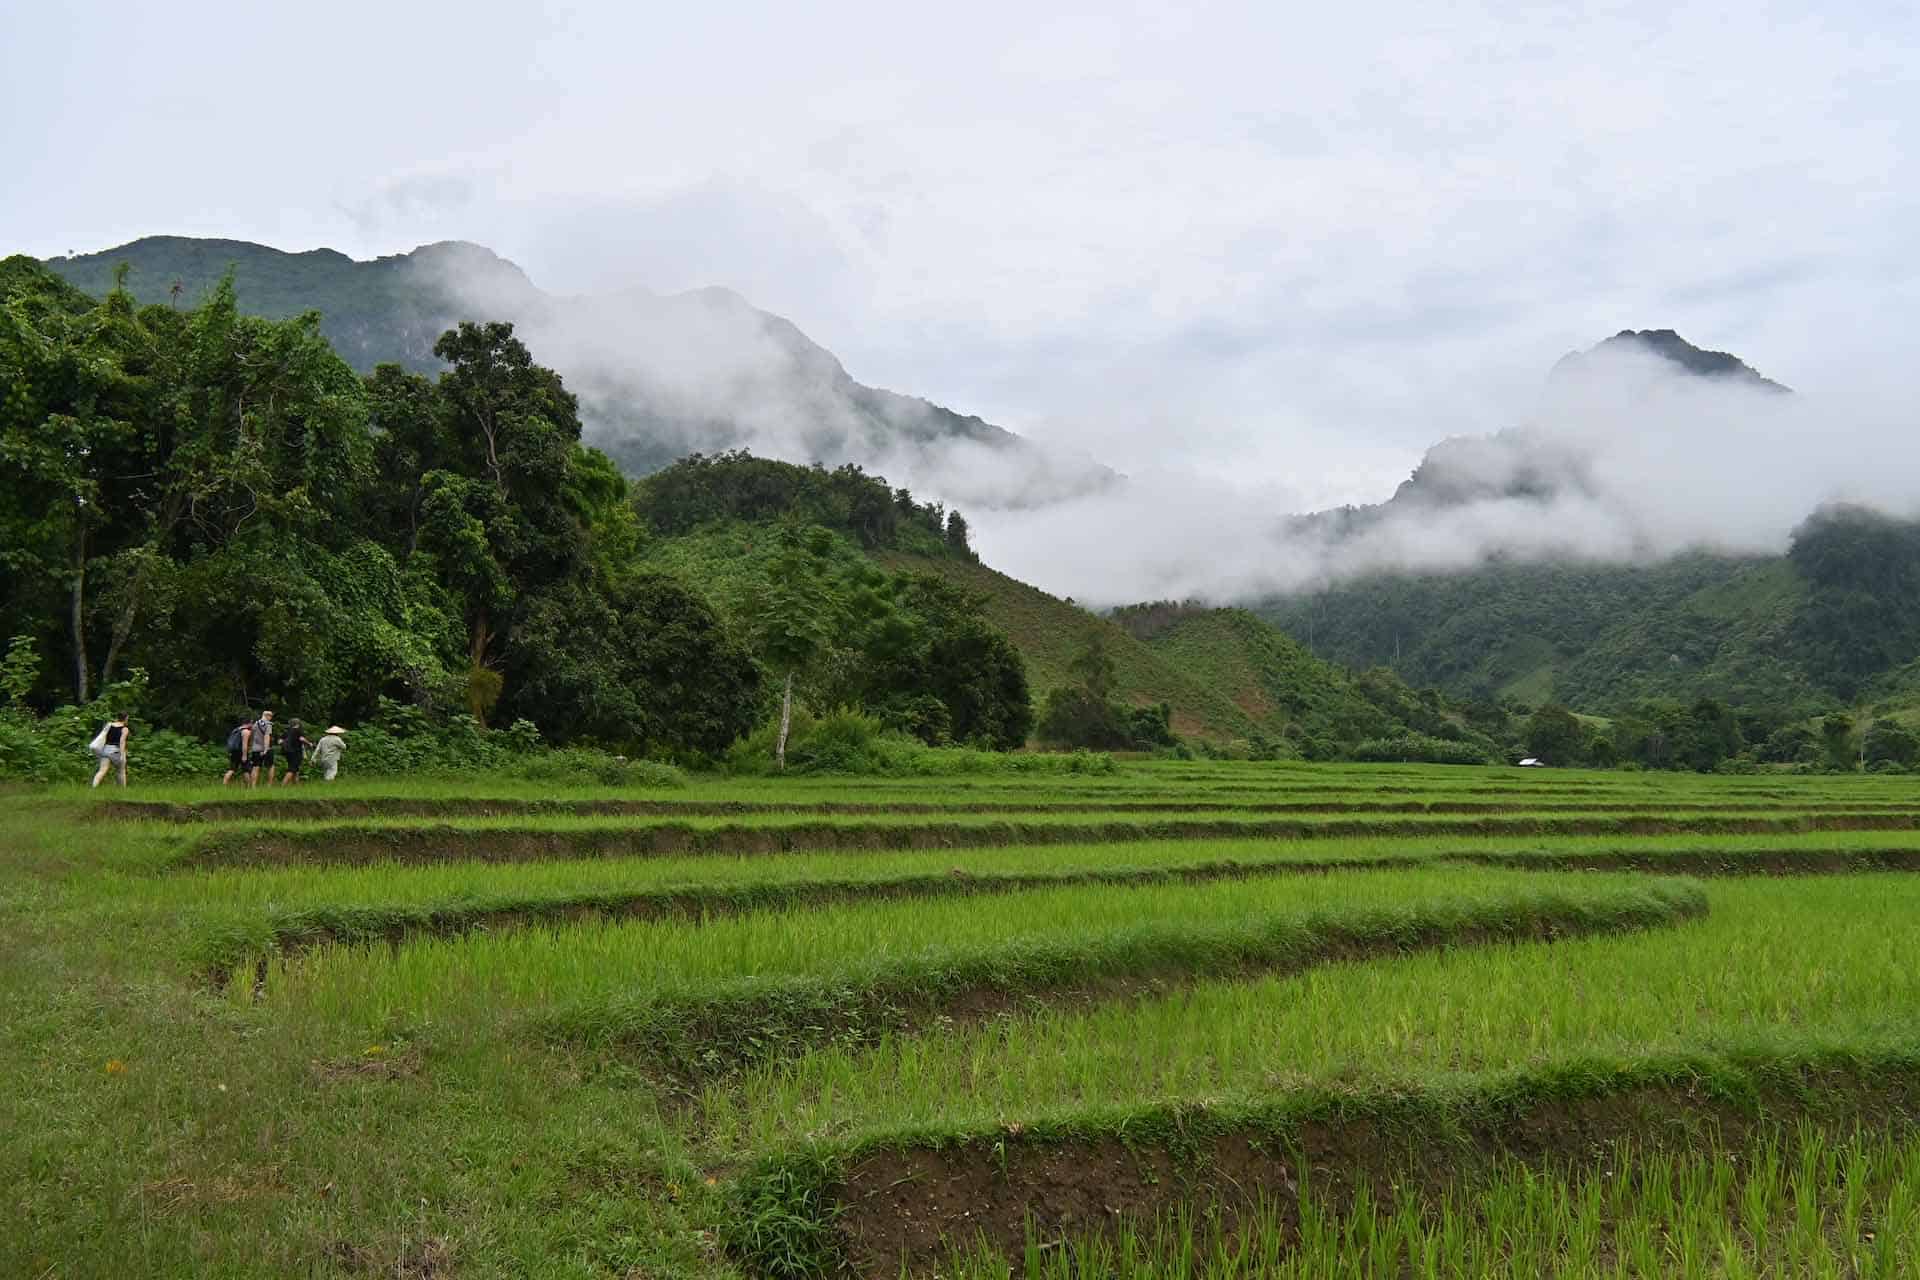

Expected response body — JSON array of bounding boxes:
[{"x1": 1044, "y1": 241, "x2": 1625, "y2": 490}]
[
  {"x1": 278, "y1": 719, "x2": 310, "y2": 786},
  {"x1": 89, "y1": 713, "x2": 131, "y2": 789},
  {"x1": 222, "y1": 714, "x2": 253, "y2": 786},
  {"x1": 313, "y1": 726, "x2": 347, "y2": 782},
  {"x1": 247, "y1": 710, "x2": 275, "y2": 788}
]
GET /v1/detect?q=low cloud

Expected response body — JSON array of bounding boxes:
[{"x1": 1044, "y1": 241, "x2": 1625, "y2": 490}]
[
  {"x1": 969, "y1": 342, "x2": 1920, "y2": 604},
  {"x1": 429, "y1": 253, "x2": 1116, "y2": 509}
]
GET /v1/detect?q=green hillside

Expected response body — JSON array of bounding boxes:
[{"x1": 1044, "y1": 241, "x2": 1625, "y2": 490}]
[
  {"x1": 1131, "y1": 607, "x2": 1393, "y2": 732},
  {"x1": 875, "y1": 554, "x2": 1260, "y2": 741},
  {"x1": 1260, "y1": 505, "x2": 1920, "y2": 722},
  {"x1": 42, "y1": 236, "x2": 529, "y2": 372}
]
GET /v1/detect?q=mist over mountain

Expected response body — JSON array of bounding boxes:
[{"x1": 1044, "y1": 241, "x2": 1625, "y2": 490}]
[
  {"x1": 1243, "y1": 334, "x2": 1920, "y2": 716},
  {"x1": 1292, "y1": 330, "x2": 1795, "y2": 539},
  {"x1": 44, "y1": 236, "x2": 1116, "y2": 511},
  {"x1": 974, "y1": 326, "x2": 1917, "y2": 608}
]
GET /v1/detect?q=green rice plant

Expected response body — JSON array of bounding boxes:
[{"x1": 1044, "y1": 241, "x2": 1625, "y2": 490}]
[
  {"x1": 176, "y1": 827, "x2": 1920, "y2": 977},
  {"x1": 700, "y1": 876, "x2": 1920, "y2": 1150},
  {"x1": 929, "y1": 1128, "x2": 1920, "y2": 1280},
  {"x1": 248, "y1": 870, "x2": 1702, "y2": 1075},
  {"x1": 741, "y1": 1064, "x2": 1920, "y2": 1278},
  {"x1": 174, "y1": 806, "x2": 1920, "y2": 870}
]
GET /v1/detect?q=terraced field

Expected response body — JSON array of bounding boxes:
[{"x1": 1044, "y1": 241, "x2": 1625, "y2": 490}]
[{"x1": 7, "y1": 763, "x2": 1920, "y2": 1277}]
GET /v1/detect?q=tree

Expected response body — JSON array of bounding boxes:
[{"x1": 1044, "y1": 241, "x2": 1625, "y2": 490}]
[
  {"x1": 1821, "y1": 713, "x2": 1857, "y2": 771},
  {"x1": 504, "y1": 573, "x2": 760, "y2": 755},
  {"x1": 0, "y1": 266, "x2": 148, "y2": 700},
  {"x1": 1758, "y1": 724, "x2": 1816, "y2": 764},
  {"x1": 855, "y1": 574, "x2": 1031, "y2": 749},
  {"x1": 753, "y1": 524, "x2": 843, "y2": 769},
  {"x1": 1069, "y1": 629, "x2": 1117, "y2": 701},
  {"x1": 944, "y1": 509, "x2": 974, "y2": 559},
  {"x1": 1038, "y1": 632, "x2": 1141, "y2": 750},
  {"x1": 1865, "y1": 719, "x2": 1920, "y2": 769},
  {"x1": 1676, "y1": 698, "x2": 1743, "y2": 772},
  {"x1": 1523, "y1": 703, "x2": 1585, "y2": 765}
]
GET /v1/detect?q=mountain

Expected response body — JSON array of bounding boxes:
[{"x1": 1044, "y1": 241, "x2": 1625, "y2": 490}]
[
  {"x1": 1256, "y1": 333, "x2": 1920, "y2": 720},
  {"x1": 1550, "y1": 328, "x2": 1790, "y2": 392},
  {"x1": 41, "y1": 236, "x2": 1115, "y2": 510},
  {"x1": 1292, "y1": 329, "x2": 1791, "y2": 540}
]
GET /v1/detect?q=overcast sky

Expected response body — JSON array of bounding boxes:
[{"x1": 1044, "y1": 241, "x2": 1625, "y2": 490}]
[{"x1": 6, "y1": 0, "x2": 1915, "y2": 509}]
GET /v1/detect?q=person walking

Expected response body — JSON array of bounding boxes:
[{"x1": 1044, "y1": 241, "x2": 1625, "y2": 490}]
[
  {"x1": 222, "y1": 714, "x2": 253, "y2": 786},
  {"x1": 247, "y1": 710, "x2": 275, "y2": 788},
  {"x1": 89, "y1": 713, "x2": 130, "y2": 789},
  {"x1": 313, "y1": 726, "x2": 347, "y2": 782},
  {"x1": 278, "y1": 719, "x2": 310, "y2": 786}
]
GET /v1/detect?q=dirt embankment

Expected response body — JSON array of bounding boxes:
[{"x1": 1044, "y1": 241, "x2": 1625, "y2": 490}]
[
  {"x1": 108, "y1": 797, "x2": 1920, "y2": 824},
  {"x1": 180, "y1": 812, "x2": 1920, "y2": 869},
  {"x1": 783, "y1": 1061, "x2": 1920, "y2": 1278}
]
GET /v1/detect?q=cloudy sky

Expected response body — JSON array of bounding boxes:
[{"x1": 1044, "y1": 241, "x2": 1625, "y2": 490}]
[{"x1": 6, "y1": 0, "x2": 1916, "y2": 515}]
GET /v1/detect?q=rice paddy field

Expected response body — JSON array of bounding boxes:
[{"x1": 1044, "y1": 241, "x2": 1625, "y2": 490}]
[{"x1": 8, "y1": 762, "x2": 1920, "y2": 1277}]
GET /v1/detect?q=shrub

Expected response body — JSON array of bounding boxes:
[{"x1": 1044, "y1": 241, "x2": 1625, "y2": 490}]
[
  {"x1": 1349, "y1": 734, "x2": 1488, "y2": 766},
  {"x1": 508, "y1": 749, "x2": 688, "y2": 788},
  {"x1": 131, "y1": 730, "x2": 226, "y2": 780},
  {"x1": 727, "y1": 709, "x2": 1115, "y2": 776},
  {"x1": 0, "y1": 717, "x2": 63, "y2": 782}
]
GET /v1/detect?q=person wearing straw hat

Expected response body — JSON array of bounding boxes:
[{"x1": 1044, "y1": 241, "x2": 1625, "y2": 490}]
[{"x1": 313, "y1": 726, "x2": 348, "y2": 782}]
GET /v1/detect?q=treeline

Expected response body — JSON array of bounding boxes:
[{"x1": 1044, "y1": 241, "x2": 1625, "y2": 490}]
[
  {"x1": 632, "y1": 450, "x2": 975, "y2": 558},
  {"x1": 1261, "y1": 505, "x2": 1920, "y2": 724},
  {"x1": 1522, "y1": 700, "x2": 1920, "y2": 773},
  {"x1": 0, "y1": 258, "x2": 1009, "y2": 761}
]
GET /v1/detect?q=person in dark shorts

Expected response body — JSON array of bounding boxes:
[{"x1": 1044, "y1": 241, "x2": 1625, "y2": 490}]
[
  {"x1": 223, "y1": 714, "x2": 253, "y2": 786},
  {"x1": 278, "y1": 719, "x2": 310, "y2": 786},
  {"x1": 247, "y1": 710, "x2": 274, "y2": 788}
]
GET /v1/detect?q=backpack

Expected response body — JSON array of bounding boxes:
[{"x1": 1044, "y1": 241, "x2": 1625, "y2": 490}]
[{"x1": 226, "y1": 725, "x2": 245, "y2": 751}]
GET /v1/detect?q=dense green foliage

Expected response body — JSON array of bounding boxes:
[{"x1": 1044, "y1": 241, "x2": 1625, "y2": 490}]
[
  {"x1": 631, "y1": 450, "x2": 969, "y2": 558},
  {"x1": 0, "y1": 256, "x2": 759, "y2": 758},
  {"x1": 623, "y1": 479, "x2": 1033, "y2": 755},
  {"x1": 1112, "y1": 602, "x2": 1509, "y2": 762},
  {"x1": 1261, "y1": 505, "x2": 1920, "y2": 727}
]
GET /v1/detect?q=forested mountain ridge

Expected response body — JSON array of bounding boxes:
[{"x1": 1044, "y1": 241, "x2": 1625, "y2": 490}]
[
  {"x1": 41, "y1": 236, "x2": 1116, "y2": 509},
  {"x1": 1256, "y1": 330, "x2": 1920, "y2": 721}
]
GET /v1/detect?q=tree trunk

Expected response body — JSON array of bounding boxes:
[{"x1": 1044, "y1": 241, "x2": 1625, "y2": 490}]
[
  {"x1": 776, "y1": 670, "x2": 794, "y2": 771},
  {"x1": 69, "y1": 521, "x2": 89, "y2": 704},
  {"x1": 99, "y1": 555, "x2": 145, "y2": 689},
  {"x1": 469, "y1": 610, "x2": 493, "y2": 669}
]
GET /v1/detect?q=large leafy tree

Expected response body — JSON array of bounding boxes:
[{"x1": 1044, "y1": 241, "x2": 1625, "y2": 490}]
[
  {"x1": 418, "y1": 321, "x2": 587, "y2": 682},
  {"x1": 505, "y1": 573, "x2": 759, "y2": 754},
  {"x1": 0, "y1": 264, "x2": 145, "y2": 700},
  {"x1": 853, "y1": 573, "x2": 1031, "y2": 749}
]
